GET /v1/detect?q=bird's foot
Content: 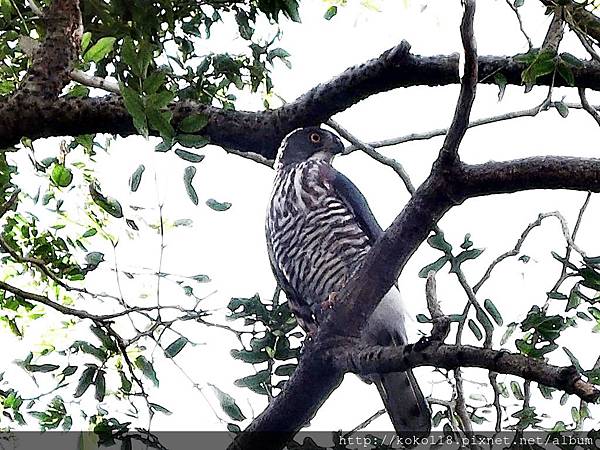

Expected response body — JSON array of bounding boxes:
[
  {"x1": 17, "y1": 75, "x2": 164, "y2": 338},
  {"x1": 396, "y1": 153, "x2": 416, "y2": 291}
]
[{"x1": 320, "y1": 292, "x2": 339, "y2": 311}]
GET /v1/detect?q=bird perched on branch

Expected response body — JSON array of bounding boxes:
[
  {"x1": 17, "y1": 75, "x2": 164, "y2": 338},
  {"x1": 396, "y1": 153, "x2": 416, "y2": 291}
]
[{"x1": 265, "y1": 126, "x2": 431, "y2": 434}]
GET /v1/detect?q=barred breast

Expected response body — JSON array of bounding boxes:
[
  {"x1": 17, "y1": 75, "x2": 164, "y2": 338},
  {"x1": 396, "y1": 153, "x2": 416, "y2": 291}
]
[{"x1": 266, "y1": 159, "x2": 370, "y2": 323}]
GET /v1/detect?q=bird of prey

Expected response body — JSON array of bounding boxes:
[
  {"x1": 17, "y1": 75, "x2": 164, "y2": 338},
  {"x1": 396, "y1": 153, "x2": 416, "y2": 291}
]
[{"x1": 265, "y1": 126, "x2": 431, "y2": 434}]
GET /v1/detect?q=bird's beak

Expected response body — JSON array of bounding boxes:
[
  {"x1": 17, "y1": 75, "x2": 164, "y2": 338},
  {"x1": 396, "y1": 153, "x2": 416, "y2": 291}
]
[{"x1": 327, "y1": 133, "x2": 345, "y2": 156}]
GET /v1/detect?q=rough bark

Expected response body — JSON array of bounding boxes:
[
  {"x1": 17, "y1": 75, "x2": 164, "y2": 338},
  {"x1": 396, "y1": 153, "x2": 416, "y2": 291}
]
[
  {"x1": 330, "y1": 341, "x2": 600, "y2": 403},
  {"x1": 3, "y1": 41, "x2": 600, "y2": 155}
]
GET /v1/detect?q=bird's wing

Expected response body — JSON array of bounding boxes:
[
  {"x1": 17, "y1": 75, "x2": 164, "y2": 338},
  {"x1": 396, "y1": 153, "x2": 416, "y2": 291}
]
[
  {"x1": 333, "y1": 170, "x2": 431, "y2": 434},
  {"x1": 331, "y1": 169, "x2": 383, "y2": 242},
  {"x1": 266, "y1": 226, "x2": 317, "y2": 333}
]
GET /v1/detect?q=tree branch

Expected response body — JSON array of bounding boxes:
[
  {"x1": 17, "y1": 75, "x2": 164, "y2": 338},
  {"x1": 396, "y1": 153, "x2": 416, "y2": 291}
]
[
  {"x1": 4, "y1": 42, "x2": 600, "y2": 155},
  {"x1": 440, "y1": 0, "x2": 477, "y2": 163},
  {"x1": 578, "y1": 87, "x2": 600, "y2": 126},
  {"x1": 17, "y1": 0, "x2": 82, "y2": 99},
  {"x1": 328, "y1": 342, "x2": 600, "y2": 403}
]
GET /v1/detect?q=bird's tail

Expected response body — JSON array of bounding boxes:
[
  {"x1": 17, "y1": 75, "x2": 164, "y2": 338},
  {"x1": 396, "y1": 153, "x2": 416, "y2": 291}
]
[{"x1": 374, "y1": 369, "x2": 431, "y2": 436}]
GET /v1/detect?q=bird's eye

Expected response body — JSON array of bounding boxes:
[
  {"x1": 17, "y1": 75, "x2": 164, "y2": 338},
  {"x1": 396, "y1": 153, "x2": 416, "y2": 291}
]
[{"x1": 309, "y1": 133, "x2": 321, "y2": 144}]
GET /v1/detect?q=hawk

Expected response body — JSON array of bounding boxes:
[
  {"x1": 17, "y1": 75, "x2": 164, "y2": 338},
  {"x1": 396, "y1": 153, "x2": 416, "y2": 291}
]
[{"x1": 265, "y1": 126, "x2": 431, "y2": 434}]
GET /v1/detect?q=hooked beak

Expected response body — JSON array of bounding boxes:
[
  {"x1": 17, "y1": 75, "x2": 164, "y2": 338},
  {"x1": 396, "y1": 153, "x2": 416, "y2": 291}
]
[{"x1": 324, "y1": 132, "x2": 345, "y2": 156}]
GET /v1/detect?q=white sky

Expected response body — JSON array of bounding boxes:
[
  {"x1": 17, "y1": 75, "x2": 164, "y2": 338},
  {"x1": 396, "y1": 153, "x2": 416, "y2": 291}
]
[{"x1": 2, "y1": 0, "x2": 600, "y2": 438}]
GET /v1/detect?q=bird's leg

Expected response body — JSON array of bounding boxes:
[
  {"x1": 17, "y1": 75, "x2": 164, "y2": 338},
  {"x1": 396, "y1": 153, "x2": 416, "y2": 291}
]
[{"x1": 320, "y1": 291, "x2": 339, "y2": 310}]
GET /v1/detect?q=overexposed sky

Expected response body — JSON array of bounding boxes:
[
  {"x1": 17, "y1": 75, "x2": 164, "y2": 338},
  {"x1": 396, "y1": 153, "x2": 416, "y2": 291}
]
[{"x1": 3, "y1": 0, "x2": 600, "y2": 436}]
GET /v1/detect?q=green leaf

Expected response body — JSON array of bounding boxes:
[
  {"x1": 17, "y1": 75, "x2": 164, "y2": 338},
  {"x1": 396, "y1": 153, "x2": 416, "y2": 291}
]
[
  {"x1": 557, "y1": 63, "x2": 575, "y2": 87},
  {"x1": 209, "y1": 384, "x2": 246, "y2": 421},
  {"x1": 577, "y1": 311, "x2": 592, "y2": 321},
  {"x1": 121, "y1": 37, "x2": 138, "y2": 74},
  {"x1": 554, "y1": 101, "x2": 569, "y2": 118},
  {"x1": 62, "y1": 366, "x2": 77, "y2": 377},
  {"x1": 72, "y1": 341, "x2": 107, "y2": 361},
  {"x1": 84, "y1": 37, "x2": 116, "y2": 63},
  {"x1": 522, "y1": 50, "x2": 556, "y2": 85},
  {"x1": 183, "y1": 166, "x2": 198, "y2": 205},
  {"x1": 81, "y1": 32, "x2": 92, "y2": 53},
  {"x1": 164, "y1": 337, "x2": 189, "y2": 358},
  {"x1": 427, "y1": 232, "x2": 452, "y2": 253},
  {"x1": 418, "y1": 255, "x2": 449, "y2": 278},
  {"x1": 234, "y1": 370, "x2": 270, "y2": 388},
  {"x1": 51, "y1": 164, "x2": 73, "y2": 188},
  {"x1": 74, "y1": 366, "x2": 96, "y2": 398},
  {"x1": 119, "y1": 370, "x2": 132, "y2": 393},
  {"x1": 94, "y1": 370, "x2": 106, "y2": 402},
  {"x1": 460, "y1": 233, "x2": 473, "y2": 250},
  {"x1": 547, "y1": 291, "x2": 567, "y2": 300},
  {"x1": 149, "y1": 403, "x2": 172, "y2": 415},
  {"x1": 510, "y1": 381, "x2": 524, "y2": 400},
  {"x1": 282, "y1": 0, "x2": 301, "y2": 22},
  {"x1": 90, "y1": 182, "x2": 124, "y2": 218},
  {"x1": 120, "y1": 84, "x2": 147, "y2": 137},
  {"x1": 90, "y1": 325, "x2": 117, "y2": 352},
  {"x1": 175, "y1": 149, "x2": 205, "y2": 163},
  {"x1": 191, "y1": 274, "x2": 211, "y2": 283},
  {"x1": 324, "y1": 5, "x2": 337, "y2": 20},
  {"x1": 468, "y1": 319, "x2": 483, "y2": 340},
  {"x1": 514, "y1": 0, "x2": 524, "y2": 7},
  {"x1": 484, "y1": 299, "x2": 503, "y2": 326},
  {"x1": 85, "y1": 252, "x2": 104, "y2": 270},
  {"x1": 129, "y1": 164, "x2": 145, "y2": 192},
  {"x1": 177, "y1": 134, "x2": 210, "y2": 149},
  {"x1": 147, "y1": 109, "x2": 174, "y2": 140},
  {"x1": 155, "y1": 138, "x2": 174, "y2": 152},
  {"x1": 451, "y1": 248, "x2": 484, "y2": 272},
  {"x1": 560, "y1": 52, "x2": 584, "y2": 68},
  {"x1": 179, "y1": 114, "x2": 209, "y2": 133},
  {"x1": 584, "y1": 255, "x2": 600, "y2": 265},
  {"x1": 274, "y1": 363, "x2": 297, "y2": 376},
  {"x1": 26, "y1": 364, "x2": 60, "y2": 373},
  {"x1": 135, "y1": 355, "x2": 159, "y2": 386},
  {"x1": 146, "y1": 91, "x2": 175, "y2": 111},
  {"x1": 227, "y1": 423, "x2": 241, "y2": 433},
  {"x1": 494, "y1": 73, "x2": 507, "y2": 101},
  {"x1": 416, "y1": 314, "x2": 431, "y2": 323},
  {"x1": 206, "y1": 198, "x2": 231, "y2": 211},
  {"x1": 231, "y1": 349, "x2": 270, "y2": 364},
  {"x1": 82, "y1": 228, "x2": 97, "y2": 238},
  {"x1": 538, "y1": 384, "x2": 555, "y2": 400},
  {"x1": 562, "y1": 347, "x2": 583, "y2": 372},
  {"x1": 143, "y1": 72, "x2": 166, "y2": 95}
]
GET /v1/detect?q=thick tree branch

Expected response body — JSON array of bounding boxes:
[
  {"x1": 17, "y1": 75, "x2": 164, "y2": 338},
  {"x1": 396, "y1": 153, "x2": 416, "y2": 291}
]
[
  {"x1": 440, "y1": 0, "x2": 477, "y2": 163},
  {"x1": 541, "y1": 6, "x2": 565, "y2": 56},
  {"x1": 329, "y1": 342, "x2": 600, "y2": 403},
  {"x1": 17, "y1": 0, "x2": 82, "y2": 99},
  {"x1": 457, "y1": 156, "x2": 600, "y2": 197},
  {"x1": 4, "y1": 44, "x2": 600, "y2": 155}
]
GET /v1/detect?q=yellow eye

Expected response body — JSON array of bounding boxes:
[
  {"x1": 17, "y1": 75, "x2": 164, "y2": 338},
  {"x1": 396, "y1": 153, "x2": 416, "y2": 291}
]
[{"x1": 309, "y1": 133, "x2": 321, "y2": 144}]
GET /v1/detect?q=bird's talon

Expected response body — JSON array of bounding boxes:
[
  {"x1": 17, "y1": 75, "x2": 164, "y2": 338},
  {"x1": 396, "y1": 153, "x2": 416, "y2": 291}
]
[{"x1": 320, "y1": 292, "x2": 339, "y2": 311}]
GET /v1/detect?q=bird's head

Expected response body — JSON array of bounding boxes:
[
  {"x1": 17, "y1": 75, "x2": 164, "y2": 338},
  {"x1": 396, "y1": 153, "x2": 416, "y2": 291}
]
[{"x1": 274, "y1": 127, "x2": 344, "y2": 169}]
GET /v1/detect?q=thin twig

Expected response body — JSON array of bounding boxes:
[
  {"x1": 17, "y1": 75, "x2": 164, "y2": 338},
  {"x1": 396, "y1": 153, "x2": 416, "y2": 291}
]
[
  {"x1": 549, "y1": 192, "x2": 592, "y2": 294},
  {"x1": 578, "y1": 88, "x2": 600, "y2": 126},
  {"x1": 573, "y1": 28, "x2": 600, "y2": 63},
  {"x1": 343, "y1": 409, "x2": 386, "y2": 437},
  {"x1": 328, "y1": 119, "x2": 415, "y2": 194},
  {"x1": 505, "y1": 0, "x2": 533, "y2": 50},
  {"x1": 0, "y1": 189, "x2": 20, "y2": 217}
]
